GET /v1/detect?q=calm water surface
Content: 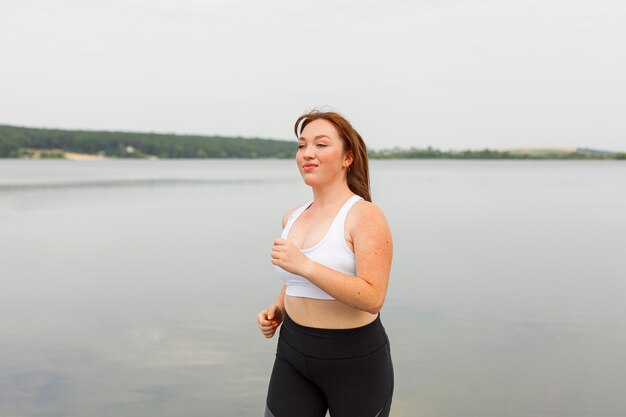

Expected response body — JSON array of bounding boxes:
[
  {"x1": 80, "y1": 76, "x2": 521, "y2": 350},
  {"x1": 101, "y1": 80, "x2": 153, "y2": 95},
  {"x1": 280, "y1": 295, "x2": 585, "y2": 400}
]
[{"x1": 0, "y1": 159, "x2": 625, "y2": 417}]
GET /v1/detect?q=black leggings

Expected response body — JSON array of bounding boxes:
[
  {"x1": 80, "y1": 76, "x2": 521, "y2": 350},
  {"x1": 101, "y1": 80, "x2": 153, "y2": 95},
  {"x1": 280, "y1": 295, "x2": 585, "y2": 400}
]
[{"x1": 265, "y1": 311, "x2": 394, "y2": 417}]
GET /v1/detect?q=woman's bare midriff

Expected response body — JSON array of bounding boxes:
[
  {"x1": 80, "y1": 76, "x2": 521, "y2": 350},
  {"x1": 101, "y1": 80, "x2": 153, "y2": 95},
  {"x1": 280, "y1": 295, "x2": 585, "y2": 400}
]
[{"x1": 284, "y1": 294, "x2": 378, "y2": 329}]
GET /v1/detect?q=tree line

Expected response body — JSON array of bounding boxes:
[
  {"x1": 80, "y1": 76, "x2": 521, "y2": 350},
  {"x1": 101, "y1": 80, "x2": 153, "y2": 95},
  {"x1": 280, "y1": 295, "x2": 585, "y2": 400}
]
[
  {"x1": 1, "y1": 124, "x2": 624, "y2": 160},
  {"x1": 0, "y1": 125, "x2": 296, "y2": 159}
]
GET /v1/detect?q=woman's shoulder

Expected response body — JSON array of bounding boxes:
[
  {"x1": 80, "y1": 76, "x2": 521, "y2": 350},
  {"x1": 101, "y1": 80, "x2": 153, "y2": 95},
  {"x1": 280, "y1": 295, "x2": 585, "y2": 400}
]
[
  {"x1": 346, "y1": 199, "x2": 393, "y2": 255},
  {"x1": 351, "y1": 198, "x2": 387, "y2": 218},
  {"x1": 347, "y1": 198, "x2": 391, "y2": 233}
]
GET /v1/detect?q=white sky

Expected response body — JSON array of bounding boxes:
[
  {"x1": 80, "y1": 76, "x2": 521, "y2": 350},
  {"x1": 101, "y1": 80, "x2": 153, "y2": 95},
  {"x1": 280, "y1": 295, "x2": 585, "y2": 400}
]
[{"x1": 1, "y1": 0, "x2": 625, "y2": 151}]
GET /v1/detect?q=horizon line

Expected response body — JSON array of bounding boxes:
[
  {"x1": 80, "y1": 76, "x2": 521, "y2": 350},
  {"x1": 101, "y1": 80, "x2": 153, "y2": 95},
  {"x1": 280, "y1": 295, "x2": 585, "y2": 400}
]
[{"x1": 1, "y1": 122, "x2": 624, "y2": 154}]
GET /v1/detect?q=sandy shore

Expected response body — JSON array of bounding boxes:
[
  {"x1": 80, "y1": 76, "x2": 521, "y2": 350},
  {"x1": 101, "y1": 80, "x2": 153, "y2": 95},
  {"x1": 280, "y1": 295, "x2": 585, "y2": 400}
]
[{"x1": 63, "y1": 152, "x2": 107, "y2": 160}]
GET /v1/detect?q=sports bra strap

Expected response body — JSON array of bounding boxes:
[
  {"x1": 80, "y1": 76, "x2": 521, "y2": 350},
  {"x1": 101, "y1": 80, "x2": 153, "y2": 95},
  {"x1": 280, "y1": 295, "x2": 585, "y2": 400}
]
[
  {"x1": 282, "y1": 200, "x2": 313, "y2": 237},
  {"x1": 282, "y1": 195, "x2": 363, "y2": 239},
  {"x1": 334, "y1": 195, "x2": 363, "y2": 227}
]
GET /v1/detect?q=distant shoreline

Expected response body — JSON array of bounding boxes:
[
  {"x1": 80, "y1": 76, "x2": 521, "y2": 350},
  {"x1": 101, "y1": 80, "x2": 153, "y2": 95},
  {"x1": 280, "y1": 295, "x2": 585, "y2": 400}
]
[
  {"x1": 1, "y1": 124, "x2": 624, "y2": 160},
  {"x1": 7, "y1": 147, "x2": 626, "y2": 161},
  {"x1": 8, "y1": 151, "x2": 626, "y2": 161}
]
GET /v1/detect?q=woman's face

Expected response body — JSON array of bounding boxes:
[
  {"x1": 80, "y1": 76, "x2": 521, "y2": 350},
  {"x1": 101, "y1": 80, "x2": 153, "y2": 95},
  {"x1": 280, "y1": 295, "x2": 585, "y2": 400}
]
[{"x1": 296, "y1": 118, "x2": 352, "y2": 187}]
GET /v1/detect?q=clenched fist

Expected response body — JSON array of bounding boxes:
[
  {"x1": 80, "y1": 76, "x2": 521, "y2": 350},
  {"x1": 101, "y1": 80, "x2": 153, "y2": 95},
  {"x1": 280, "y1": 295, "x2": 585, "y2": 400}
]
[
  {"x1": 257, "y1": 304, "x2": 284, "y2": 339},
  {"x1": 271, "y1": 238, "x2": 313, "y2": 277}
]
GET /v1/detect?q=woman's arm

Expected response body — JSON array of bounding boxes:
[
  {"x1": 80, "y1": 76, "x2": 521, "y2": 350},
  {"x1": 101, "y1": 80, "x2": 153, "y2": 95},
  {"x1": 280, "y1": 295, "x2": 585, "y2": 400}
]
[
  {"x1": 258, "y1": 206, "x2": 303, "y2": 338},
  {"x1": 272, "y1": 207, "x2": 298, "y2": 317},
  {"x1": 274, "y1": 284, "x2": 287, "y2": 316},
  {"x1": 300, "y1": 201, "x2": 393, "y2": 314}
]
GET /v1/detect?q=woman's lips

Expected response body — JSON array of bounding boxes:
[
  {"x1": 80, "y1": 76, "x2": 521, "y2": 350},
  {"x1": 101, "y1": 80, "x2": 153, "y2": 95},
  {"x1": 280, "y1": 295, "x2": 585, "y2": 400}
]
[{"x1": 303, "y1": 164, "x2": 318, "y2": 171}]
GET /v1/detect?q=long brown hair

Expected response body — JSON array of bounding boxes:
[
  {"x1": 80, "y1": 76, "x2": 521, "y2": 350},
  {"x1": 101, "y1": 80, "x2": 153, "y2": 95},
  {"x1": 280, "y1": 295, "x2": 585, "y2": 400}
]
[{"x1": 294, "y1": 110, "x2": 371, "y2": 202}]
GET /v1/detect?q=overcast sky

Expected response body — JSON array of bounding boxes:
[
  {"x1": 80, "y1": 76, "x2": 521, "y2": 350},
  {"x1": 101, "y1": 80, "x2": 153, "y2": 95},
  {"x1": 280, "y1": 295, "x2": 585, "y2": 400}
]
[{"x1": 1, "y1": 0, "x2": 625, "y2": 151}]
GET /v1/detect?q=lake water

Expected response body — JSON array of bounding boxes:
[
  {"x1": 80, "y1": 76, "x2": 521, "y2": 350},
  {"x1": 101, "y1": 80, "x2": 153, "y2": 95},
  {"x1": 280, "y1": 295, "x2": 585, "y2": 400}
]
[{"x1": 0, "y1": 159, "x2": 625, "y2": 417}]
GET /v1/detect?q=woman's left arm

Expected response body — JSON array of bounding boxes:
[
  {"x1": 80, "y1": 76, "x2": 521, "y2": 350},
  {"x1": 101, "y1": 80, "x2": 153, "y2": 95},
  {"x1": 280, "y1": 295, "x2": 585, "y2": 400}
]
[{"x1": 271, "y1": 201, "x2": 393, "y2": 314}]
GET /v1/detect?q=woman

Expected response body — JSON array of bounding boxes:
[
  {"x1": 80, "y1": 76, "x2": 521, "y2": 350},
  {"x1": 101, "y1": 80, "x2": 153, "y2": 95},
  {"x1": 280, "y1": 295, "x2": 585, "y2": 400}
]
[{"x1": 257, "y1": 110, "x2": 394, "y2": 417}]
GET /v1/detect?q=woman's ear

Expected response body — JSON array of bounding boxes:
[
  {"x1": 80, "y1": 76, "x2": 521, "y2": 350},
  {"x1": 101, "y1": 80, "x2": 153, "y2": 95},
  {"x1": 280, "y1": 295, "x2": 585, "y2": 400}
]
[{"x1": 344, "y1": 151, "x2": 354, "y2": 168}]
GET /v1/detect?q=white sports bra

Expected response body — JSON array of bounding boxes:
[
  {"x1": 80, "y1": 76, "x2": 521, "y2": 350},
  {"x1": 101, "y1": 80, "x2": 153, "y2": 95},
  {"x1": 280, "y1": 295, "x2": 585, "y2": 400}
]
[{"x1": 274, "y1": 194, "x2": 364, "y2": 300}]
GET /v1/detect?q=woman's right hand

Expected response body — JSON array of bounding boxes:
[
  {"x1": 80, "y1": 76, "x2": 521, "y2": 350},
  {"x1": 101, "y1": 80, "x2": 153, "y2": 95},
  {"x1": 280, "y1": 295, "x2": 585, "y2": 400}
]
[{"x1": 257, "y1": 304, "x2": 284, "y2": 339}]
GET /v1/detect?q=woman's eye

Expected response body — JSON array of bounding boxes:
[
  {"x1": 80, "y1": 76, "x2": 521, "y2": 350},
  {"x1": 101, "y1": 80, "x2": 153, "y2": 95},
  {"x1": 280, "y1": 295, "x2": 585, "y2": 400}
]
[
  {"x1": 316, "y1": 144, "x2": 327, "y2": 147},
  {"x1": 297, "y1": 145, "x2": 305, "y2": 149}
]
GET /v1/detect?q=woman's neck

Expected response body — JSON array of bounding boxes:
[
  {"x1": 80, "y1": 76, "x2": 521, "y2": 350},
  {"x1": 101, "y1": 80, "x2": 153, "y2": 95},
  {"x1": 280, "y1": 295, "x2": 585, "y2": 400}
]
[{"x1": 310, "y1": 183, "x2": 354, "y2": 209}]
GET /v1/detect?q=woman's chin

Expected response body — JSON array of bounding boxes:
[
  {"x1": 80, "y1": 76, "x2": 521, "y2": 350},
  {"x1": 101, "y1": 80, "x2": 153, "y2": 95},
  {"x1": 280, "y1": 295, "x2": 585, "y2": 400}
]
[{"x1": 301, "y1": 175, "x2": 323, "y2": 187}]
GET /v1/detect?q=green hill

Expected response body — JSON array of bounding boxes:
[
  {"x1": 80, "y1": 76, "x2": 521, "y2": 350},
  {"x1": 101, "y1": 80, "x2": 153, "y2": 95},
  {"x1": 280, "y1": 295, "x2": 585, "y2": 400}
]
[{"x1": 0, "y1": 124, "x2": 296, "y2": 159}]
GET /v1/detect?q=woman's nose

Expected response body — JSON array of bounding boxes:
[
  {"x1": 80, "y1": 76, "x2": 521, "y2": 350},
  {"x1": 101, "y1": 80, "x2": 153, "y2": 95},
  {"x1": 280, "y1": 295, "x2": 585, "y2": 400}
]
[{"x1": 303, "y1": 144, "x2": 315, "y2": 158}]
